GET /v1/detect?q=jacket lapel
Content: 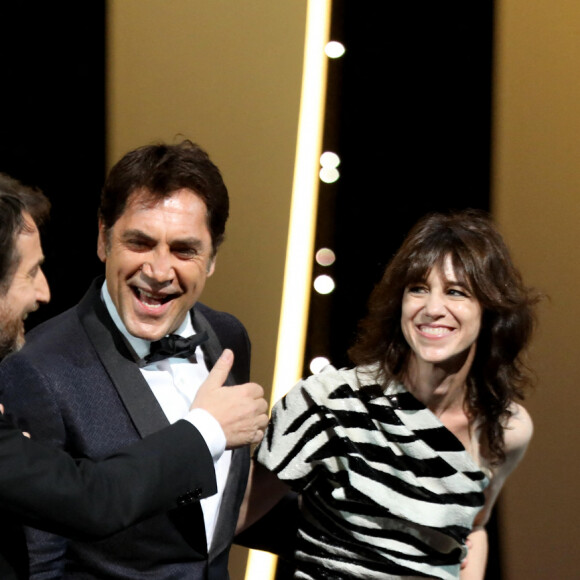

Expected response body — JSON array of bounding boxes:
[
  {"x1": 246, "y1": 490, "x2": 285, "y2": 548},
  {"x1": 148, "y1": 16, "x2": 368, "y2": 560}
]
[
  {"x1": 193, "y1": 307, "x2": 236, "y2": 385},
  {"x1": 210, "y1": 445, "x2": 250, "y2": 559},
  {"x1": 77, "y1": 279, "x2": 170, "y2": 438},
  {"x1": 193, "y1": 306, "x2": 250, "y2": 558}
]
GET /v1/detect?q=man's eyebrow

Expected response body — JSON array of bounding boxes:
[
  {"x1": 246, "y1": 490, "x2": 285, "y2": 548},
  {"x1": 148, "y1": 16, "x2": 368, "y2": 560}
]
[
  {"x1": 121, "y1": 229, "x2": 204, "y2": 248},
  {"x1": 120, "y1": 229, "x2": 155, "y2": 243},
  {"x1": 170, "y1": 237, "x2": 204, "y2": 248}
]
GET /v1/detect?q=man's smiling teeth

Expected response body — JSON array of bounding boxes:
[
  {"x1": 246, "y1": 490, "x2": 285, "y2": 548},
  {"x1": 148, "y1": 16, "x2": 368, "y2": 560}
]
[
  {"x1": 135, "y1": 288, "x2": 169, "y2": 308},
  {"x1": 419, "y1": 325, "x2": 453, "y2": 336}
]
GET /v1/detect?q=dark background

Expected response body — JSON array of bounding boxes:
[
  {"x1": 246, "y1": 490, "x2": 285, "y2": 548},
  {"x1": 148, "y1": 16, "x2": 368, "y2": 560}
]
[
  {"x1": 304, "y1": 1, "x2": 493, "y2": 373},
  {"x1": 0, "y1": 3, "x2": 106, "y2": 326},
  {"x1": 0, "y1": 2, "x2": 499, "y2": 577}
]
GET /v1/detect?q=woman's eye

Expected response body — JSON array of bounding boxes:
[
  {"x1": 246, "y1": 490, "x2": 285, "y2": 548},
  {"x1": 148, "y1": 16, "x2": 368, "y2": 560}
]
[
  {"x1": 407, "y1": 285, "x2": 427, "y2": 294},
  {"x1": 448, "y1": 288, "x2": 468, "y2": 297}
]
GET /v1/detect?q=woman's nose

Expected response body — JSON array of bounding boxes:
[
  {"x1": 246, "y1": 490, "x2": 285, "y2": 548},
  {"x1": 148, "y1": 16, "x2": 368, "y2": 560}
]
[{"x1": 424, "y1": 291, "x2": 446, "y2": 318}]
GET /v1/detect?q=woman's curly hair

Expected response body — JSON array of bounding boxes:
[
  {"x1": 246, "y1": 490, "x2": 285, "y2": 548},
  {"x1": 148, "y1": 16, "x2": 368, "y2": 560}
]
[{"x1": 348, "y1": 209, "x2": 540, "y2": 465}]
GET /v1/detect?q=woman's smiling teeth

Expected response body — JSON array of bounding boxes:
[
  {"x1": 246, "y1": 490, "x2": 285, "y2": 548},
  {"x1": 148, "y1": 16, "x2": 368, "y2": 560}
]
[{"x1": 418, "y1": 325, "x2": 454, "y2": 337}]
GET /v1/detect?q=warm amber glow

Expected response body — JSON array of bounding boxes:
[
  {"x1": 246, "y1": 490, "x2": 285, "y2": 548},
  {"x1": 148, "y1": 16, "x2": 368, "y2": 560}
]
[
  {"x1": 270, "y1": 0, "x2": 331, "y2": 405},
  {"x1": 244, "y1": 1, "x2": 332, "y2": 578}
]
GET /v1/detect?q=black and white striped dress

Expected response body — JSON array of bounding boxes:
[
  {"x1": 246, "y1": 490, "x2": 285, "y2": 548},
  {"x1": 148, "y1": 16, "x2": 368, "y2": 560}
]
[{"x1": 256, "y1": 365, "x2": 489, "y2": 579}]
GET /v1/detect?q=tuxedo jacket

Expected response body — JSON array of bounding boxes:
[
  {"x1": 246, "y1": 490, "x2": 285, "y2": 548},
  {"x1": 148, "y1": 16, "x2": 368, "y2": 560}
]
[
  {"x1": 0, "y1": 278, "x2": 252, "y2": 579},
  {"x1": 0, "y1": 418, "x2": 216, "y2": 580}
]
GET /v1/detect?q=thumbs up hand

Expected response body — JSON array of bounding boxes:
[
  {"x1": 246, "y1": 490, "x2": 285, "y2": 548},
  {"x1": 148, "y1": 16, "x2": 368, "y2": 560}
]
[{"x1": 191, "y1": 349, "x2": 269, "y2": 449}]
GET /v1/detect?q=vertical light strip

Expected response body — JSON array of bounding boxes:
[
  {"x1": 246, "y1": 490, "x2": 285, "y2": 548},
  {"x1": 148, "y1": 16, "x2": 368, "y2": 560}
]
[
  {"x1": 243, "y1": 1, "x2": 331, "y2": 579},
  {"x1": 271, "y1": 0, "x2": 331, "y2": 405}
]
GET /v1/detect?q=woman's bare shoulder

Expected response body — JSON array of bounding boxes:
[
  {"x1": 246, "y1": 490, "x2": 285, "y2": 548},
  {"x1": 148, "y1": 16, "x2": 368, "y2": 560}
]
[
  {"x1": 504, "y1": 403, "x2": 533, "y2": 453},
  {"x1": 473, "y1": 404, "x2": 533, "y2": 528},
  {"x1": 496, "y1": 403, "x2": 533, "y2": 478}
]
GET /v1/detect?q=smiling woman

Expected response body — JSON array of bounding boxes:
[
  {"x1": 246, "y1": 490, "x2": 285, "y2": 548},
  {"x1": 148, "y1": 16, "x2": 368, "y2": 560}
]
[
  {"x1": 401, "y1": 256, "x2": 483, "y2": 372},
  {"x1": 239, "y1": 209, "x2": 540, "y2": 580},
  {"x1": 348, "y1": 210, "x2": 538, "y2": 469}
]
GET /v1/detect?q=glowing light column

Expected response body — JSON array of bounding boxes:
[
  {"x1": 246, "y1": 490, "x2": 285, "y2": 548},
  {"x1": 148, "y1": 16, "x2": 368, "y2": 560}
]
[
  {"x1": 270, "y1": 0, "x2": 331, "y2": 405},
  {"x1": 243, "y1": 1, "x2": 331, "y2": 579}
]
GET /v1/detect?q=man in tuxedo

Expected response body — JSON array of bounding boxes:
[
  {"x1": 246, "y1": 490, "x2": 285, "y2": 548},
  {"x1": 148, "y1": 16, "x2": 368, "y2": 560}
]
[
  {"x1": 0, "y1": 172, "x2": 269, "y2": 580},
  {"x1": 0, "y1": 141, "x2": 278, "y2": 578}
]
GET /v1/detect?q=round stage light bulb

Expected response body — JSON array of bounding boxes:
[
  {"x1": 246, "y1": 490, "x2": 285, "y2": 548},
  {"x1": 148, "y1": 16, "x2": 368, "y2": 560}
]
[
  {"x1": 313, "y1": 274, "x2": 335, "y2": 294},
  {"x1": 325, "y1": 41, "x2": 346, "y2": 59},
  {"x1": 315, "y1": 248, "x2": 336, "y2": 267},
  {"x1": 319, "y1": 167, "x2": 340, "y2": 184},
  {"x1": 310, "y1": 356, "x2": 330, "y2": 374},
  {"x1": 320, "y1": 151, "x2": 340, "y2": 168}
]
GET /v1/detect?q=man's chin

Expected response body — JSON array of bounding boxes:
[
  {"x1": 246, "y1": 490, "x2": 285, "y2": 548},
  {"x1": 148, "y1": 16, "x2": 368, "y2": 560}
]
[
  {"x1": 0, "y1": 338, "x2": 21, "y2": 361},
  {"x1": 124, "y1": 316, "x2": 178, "y2": 342},
  {"x1": 0, "y1": 323, "x2": 24, "y2": 361},
  {"x1": 14, "y1": 332, "x2": 25, "y2": 352}
]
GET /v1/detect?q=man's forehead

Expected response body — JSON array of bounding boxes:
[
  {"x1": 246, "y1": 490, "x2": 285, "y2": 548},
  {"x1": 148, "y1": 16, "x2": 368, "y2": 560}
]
[
  {"x1": 20, "y1": 211, "x2": 39, "y2": 234},
  {"x1": 13, "y1": 218, "x2": 44, "y2": 274},
  {"x1": 127, "y1": 187, "x2": 205, "y2": 209}
]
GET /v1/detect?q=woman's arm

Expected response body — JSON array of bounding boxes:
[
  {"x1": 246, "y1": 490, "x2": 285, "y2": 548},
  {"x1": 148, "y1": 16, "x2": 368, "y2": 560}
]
[
  {"x1": 236, "y1": 459, "x2": 291, "y2": 534},
  {"x1": 460, "y1": 528, "x2": 488, "y2": 580},
  {"x1": 461, "y1": 404, "x2": 533, "y2": 579}
]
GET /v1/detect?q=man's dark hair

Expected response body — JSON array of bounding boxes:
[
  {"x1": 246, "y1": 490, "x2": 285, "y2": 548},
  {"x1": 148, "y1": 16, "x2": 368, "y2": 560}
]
[
  {"x1": 99, "y1": 140, "x2": 229, "y2": 256},
  {"x1": 0, "y1": 174, "x2": 50, "y2": 295}
]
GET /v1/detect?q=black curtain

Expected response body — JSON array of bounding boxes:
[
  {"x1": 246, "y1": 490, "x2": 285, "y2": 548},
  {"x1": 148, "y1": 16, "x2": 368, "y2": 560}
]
[
  {"x1": 0, "y1": 3, "x2": 107, "y2": 327},
  {"x1": 306, "y1": 1, "x2": 494, "y2": 372}
]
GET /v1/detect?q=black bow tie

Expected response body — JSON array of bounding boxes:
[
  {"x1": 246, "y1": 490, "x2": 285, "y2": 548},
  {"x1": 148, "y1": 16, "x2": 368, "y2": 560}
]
[{"x1": 142, "y1": 331, "x2": 209, "y2": 366}]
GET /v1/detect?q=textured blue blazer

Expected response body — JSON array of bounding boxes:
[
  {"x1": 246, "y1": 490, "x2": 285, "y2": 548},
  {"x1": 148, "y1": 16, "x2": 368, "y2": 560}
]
[{"x1": 0, "y1": 277, "x2": 252, "y2": 579}]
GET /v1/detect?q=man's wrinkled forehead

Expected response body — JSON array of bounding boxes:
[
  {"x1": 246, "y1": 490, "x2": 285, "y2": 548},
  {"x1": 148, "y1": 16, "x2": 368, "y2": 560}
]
[
  {"x1": 120, "y1": 187, "x2": 207, "y2": 221},
  {"x1": 105, "y1": 187, "x2": 208, "y2": 231}
]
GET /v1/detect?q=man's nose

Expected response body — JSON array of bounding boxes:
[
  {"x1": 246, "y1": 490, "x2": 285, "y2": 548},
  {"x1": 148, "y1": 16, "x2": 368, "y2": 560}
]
[
  {"x1": 141, "y1": 249, "x2": 174, "y2": 282},
  {"x1": 36, "y1": 269, "x2": 51, "y2": 304}
]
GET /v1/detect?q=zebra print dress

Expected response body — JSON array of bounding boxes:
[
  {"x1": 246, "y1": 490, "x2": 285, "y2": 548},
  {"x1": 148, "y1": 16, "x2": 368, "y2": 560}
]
[{"x1": 256, "y1": 365, "x2": 489, "y2": 579}]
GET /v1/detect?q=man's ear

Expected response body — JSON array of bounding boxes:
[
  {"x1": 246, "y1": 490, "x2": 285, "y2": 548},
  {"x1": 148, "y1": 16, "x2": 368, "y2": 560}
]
[
  {"x1": 96, "y1": 220, "x2": 107, "y2": 263},
  {"x1": 207, "y1": 255, "x2": 216, "y2": 277}
]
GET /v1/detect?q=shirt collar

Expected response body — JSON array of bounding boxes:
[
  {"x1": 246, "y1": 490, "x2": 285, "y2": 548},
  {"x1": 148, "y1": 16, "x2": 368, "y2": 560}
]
[{"x1": 100, "y1": 281, "x2": 194, "y2": 360}]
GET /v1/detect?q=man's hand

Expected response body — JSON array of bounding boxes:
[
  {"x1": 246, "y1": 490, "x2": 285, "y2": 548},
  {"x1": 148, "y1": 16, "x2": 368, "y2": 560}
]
[
  {"x1": 0, "y1": 403, "x2": 31, "y2": 438},
  {"x1": 191, "y1": 349, "x2": 269, "y2": 449}
]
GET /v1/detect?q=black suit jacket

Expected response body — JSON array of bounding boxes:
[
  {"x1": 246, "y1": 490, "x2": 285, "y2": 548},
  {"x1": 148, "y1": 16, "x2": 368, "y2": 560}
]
[
  {"x1": 0, "y1": 417, "x2": 217, "y2": 580},
  {"x1": 0, "y1": 278, "x2": 252, "y2": 579}
]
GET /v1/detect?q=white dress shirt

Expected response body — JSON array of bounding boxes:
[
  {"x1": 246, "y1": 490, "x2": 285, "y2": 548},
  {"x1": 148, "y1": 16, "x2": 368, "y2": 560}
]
[{"x1": 101, "y1": 283, "x2": 232, "y2": 549}]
